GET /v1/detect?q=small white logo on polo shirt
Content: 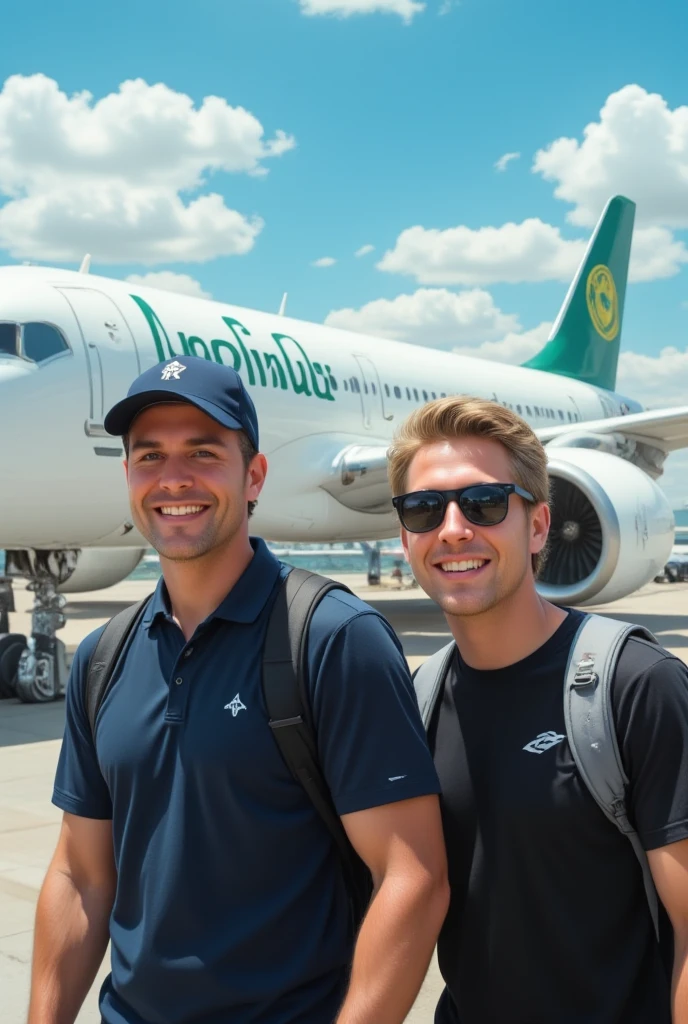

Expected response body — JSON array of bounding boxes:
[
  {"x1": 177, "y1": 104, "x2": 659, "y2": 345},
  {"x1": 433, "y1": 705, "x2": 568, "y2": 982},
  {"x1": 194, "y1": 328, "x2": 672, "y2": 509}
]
[
  {"x1": 523, "y1": 731, "x2": 565, "y2": 754},
  {"x1": 225, "y1": 694, "x2": 247, "y2": 717},
  {"x1": 388, "y1": 775, "x2": 407, "y2": 781},
  {"x1": 161, "y1": 360, "x2": 186, "y2": 381}
]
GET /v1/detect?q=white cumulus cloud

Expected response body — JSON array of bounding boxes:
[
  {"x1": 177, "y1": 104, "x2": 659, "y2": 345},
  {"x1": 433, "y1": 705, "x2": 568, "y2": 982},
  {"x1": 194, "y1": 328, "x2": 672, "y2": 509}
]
[
  {"x1": 325, "y1": 287, "x2": 520, "y2": 347},
  {"x1": 298, "y1": 0, "x2": 425, "y2": 22},
  {"x1": 125, "y1": 271, "x2": 212, "y2": 300},
  {"x1": 378, "y1": 219, "x2": 585, "y2": 285},
  {"x1": 495, "y1": 152, "x2": 520, "y2": 173},
  {"x1": 628, "y1": 227, "x2": 688, "y2": 282},
  {"x1": 451, "y1": 321, "x2": 552, "y2": 364},
  {"x1": 377, "y1": 218, "x2": 687, "y2": 286},
  {"x1": 355, "y1": 244, "x2": 375, "y2": 257},
  {"x1": 312, "y1": 256, "x2": 337, "y2": 267},
  {"x1": 533, "y1": 85, "x2": 688, "y2": 228},
  {"x1": 618, "y1": 345, "x2": 688, "y2": 408},
  {"x1": 0, "y1": 74, "x2": 295, "y2": 264},
  {"x1": 615, "y1": 344, "x2": 688, "y2": 508}
]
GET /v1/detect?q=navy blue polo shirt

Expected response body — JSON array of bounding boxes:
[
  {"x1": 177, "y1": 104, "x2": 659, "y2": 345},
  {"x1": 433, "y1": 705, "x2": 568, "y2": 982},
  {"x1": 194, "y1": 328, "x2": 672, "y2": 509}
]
[{"x1": 53, "y1": 539, "x2": 440, "y2": 1024}]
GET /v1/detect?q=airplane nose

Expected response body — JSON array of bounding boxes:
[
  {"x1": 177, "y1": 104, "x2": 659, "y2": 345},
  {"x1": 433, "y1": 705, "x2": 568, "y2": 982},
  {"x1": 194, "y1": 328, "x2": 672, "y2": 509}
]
[{"x1": 0, "y1": 358, "x2": 37, "y2": 384}]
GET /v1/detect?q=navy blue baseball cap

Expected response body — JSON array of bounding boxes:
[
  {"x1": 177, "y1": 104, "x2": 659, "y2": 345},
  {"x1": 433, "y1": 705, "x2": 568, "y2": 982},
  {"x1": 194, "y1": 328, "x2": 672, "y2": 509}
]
[{"x1": 104, "y1": 356, "x2": 259, "y2": 450}]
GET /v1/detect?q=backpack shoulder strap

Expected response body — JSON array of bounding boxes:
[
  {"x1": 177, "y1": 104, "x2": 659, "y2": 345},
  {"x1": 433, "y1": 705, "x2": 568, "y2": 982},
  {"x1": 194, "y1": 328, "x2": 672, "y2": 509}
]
[
  {"x1": 262, "y1": 567, "x2": 351, "y2": 729},
  {"x1": 85, "y1": 596, "x2": 152, "y2": 739},
  {"x1": 413, "y1": 641, "x2": 456, "y2": 731},
  {"x1": 563, "y1": 612, "x2": 660, "y2": 938},
  {"x1": 262, "y1": 568, "x2": 371, "y2": 922}
]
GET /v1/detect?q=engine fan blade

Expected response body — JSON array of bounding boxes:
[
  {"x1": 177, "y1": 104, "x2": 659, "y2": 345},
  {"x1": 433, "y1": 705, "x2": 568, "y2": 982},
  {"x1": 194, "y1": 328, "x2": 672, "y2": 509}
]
[{"x1": 541, "y1": 478, "x2": 603, "y2": 587}]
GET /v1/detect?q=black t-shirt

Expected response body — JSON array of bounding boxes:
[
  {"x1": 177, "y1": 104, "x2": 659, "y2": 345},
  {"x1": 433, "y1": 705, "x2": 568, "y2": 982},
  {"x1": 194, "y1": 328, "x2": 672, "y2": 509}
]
[{"x1": 430, "y1": 609, "x2": 688, "y2": 1024}]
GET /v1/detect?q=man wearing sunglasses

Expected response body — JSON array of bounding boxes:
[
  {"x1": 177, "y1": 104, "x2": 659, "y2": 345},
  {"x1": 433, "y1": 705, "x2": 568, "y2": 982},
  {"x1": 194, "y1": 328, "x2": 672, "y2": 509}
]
[{"x1": 388, "y1": 395, "x2": 688, "y2": 1024}]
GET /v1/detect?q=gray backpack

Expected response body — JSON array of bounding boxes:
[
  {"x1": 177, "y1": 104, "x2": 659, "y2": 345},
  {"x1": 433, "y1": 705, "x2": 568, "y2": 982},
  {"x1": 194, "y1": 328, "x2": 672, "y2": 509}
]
[{"x1": 414, "y1": 613, "x2": 661, "y2": 938}]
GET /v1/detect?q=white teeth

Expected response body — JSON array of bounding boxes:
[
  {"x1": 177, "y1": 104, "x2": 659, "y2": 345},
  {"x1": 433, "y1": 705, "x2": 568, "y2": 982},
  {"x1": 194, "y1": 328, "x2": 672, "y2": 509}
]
[
  {"x1": 160, "y1": 505, "x2": 204, "y2": 516},
  {"x1": 440, "y1": 559, "x2": 486, "y2": 573}
]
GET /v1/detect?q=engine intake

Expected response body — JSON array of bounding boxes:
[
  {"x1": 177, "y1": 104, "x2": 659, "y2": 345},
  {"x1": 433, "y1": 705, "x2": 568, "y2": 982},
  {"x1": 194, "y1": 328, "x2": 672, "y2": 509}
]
[{"x1": 539, "y1": 449, "x2": 674, "y2": 606}]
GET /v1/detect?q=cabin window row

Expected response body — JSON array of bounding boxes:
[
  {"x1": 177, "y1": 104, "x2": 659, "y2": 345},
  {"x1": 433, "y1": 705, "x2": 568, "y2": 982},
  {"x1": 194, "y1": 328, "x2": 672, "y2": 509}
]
[
  {"x1": 499, "y1": 398, "x2": 581, "y2": 423},
  {"x1": 342, "y1": 376, "x2": 447, "y2": 402},
  {"x1": 340, "y1": 374, "x2": 581, "y2": 424}
]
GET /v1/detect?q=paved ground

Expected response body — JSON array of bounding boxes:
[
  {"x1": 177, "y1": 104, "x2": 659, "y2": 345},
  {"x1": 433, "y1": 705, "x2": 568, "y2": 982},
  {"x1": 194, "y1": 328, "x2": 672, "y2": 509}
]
[{"x1": 2, "y1": 574, "x2": 688, "y2": 1022}]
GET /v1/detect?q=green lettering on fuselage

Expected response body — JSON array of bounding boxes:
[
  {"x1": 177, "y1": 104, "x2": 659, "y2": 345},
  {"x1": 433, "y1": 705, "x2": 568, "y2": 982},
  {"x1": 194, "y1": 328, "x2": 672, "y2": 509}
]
[{"x1": 129, "y1": 293, "x2": 337, "y2": 403}]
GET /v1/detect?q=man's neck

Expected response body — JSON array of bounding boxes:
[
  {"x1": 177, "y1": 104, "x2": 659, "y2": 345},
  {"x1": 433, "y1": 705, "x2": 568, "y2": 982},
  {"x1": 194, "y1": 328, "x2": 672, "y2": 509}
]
[
  {"x1": 160, "y1": 536, "x2": 255, "y2": 641},
  {"x1": 446, "y1": 585, "x2": 568, "y2": 671}
]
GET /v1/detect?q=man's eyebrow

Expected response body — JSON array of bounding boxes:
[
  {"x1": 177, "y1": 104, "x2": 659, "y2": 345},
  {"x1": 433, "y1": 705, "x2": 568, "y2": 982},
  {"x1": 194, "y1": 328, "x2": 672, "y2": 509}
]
[
  {"x1": 129, "y1": 435, "x2": 227, "y2": 452},
  {"x1": 130, "y1": 438, "x2": 162, "y2": 452},
  {"x1": 185, "y1": 435, "x2": 227, "y2": 447}
]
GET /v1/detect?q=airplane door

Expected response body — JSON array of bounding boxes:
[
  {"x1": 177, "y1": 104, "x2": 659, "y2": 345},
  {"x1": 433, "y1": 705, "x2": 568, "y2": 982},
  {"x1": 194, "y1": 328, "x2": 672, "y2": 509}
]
[
  {"x1": 56, "y1": 288, "x2": 142, "y2": 437},
  {"x1": 353, "y1": 354, "x2": 393, "y2": 430}
]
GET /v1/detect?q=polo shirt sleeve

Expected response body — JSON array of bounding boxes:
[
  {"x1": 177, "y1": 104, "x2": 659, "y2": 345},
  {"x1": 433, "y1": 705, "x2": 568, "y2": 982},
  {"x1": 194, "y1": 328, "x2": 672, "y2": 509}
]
[
  {"x1": 306, "y1": 594, "x2": 441, "y2": 816},
  {"x1": 52, "y1": 626, "x2": 113, "y2": 820},
  {"x1": 614, "y1": 641, "x2": 688, "y2": 851}
]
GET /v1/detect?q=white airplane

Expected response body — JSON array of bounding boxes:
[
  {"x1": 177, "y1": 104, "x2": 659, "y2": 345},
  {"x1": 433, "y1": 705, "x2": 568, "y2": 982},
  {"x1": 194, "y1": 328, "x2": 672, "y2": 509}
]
[{"x1": 1, "y1": 195, "x2": 687, "y2": 701}]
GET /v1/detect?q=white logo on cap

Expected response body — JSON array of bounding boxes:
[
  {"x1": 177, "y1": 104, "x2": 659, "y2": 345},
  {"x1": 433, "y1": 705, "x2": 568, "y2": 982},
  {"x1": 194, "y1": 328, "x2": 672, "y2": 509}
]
[{"x1": 161, "y1": 360, "x2": 186, "y2": 381}]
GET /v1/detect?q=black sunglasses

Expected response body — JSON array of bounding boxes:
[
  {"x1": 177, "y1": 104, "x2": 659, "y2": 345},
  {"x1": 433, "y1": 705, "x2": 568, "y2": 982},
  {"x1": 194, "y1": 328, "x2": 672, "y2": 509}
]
[{"x1": 392, "y1": 483, "x2": 535, "y2": 534}]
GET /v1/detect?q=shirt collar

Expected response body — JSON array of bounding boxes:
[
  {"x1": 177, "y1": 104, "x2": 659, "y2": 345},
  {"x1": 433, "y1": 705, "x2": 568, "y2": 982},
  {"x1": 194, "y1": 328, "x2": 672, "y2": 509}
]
[{"x1": 142, "y1": 537, "x2": 283, "y2": 630}]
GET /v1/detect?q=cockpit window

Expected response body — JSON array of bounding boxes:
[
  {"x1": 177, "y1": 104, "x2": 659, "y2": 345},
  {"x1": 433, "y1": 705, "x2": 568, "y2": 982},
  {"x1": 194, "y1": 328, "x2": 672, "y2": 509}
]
[
  {"x1": 23, "y1": 323, "x2": 70, "y2": 363},
  {"x1": 0, "y1": 323, "x2": 18, "y2": 357}
]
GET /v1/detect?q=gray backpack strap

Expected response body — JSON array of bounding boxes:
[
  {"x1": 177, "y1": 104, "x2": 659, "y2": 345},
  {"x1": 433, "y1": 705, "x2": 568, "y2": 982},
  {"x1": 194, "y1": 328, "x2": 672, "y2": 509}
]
[
  {"x1": 564, "y1": 613, "x2": 660, "y2": 939},
  {"x1": 413, "y1": 642, "x2": 456, "y2": 730}
]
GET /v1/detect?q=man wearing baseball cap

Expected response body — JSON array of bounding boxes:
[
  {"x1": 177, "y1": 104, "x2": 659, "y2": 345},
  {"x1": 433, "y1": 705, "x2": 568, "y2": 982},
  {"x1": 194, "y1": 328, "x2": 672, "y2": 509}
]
[{"x1": 29, "y1": 356, "x2": 448, "y2": 1024}]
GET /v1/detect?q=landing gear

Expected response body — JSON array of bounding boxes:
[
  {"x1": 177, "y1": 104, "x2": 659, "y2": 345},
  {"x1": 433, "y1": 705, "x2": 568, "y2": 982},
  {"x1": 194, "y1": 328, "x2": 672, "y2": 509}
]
[
  {"x1": 360, "y1": 542, "x2": 381, "y2": 586},
  {"x1": 0, "y1": 575, "x2": 25, "y2": 698},
  {"x1": 2, "y1": 550, "x2": 77, "y2": 703},
  {"x1": 0, "y1": 575, "x2": 14, "y2": 634}
]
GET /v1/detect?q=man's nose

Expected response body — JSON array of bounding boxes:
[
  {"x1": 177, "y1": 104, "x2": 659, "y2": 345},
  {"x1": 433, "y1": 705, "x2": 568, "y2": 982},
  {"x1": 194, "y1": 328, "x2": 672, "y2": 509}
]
[
  {"x1": 158, "y1": 457, "x2": 194, "y2": 491},
  {"x1": 437, "y1": 500, "x2": 475, "y2": 543}
]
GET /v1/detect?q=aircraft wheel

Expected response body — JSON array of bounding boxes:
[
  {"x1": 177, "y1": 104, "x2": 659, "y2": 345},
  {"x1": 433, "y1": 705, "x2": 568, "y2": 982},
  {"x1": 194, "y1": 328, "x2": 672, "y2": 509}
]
[{"x1": 0, "y1": 634, "x2": 27, "y2": 698}]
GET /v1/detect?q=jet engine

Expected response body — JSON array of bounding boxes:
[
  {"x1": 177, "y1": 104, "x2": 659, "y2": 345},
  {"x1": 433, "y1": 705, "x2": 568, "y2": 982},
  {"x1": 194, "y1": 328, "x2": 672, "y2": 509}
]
[
  {"x1": 538, "y1": 449, "x2": 674, "y2": 606},
  {"x1": 56, "y1": 547, "x2": 147, "y2": 593}
]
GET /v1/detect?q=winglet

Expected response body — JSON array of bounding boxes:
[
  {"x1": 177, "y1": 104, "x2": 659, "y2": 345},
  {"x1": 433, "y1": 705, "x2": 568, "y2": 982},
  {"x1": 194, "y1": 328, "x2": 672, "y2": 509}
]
[
  {"x1": 78, "y1": 254, "x2": 92, "y2": 274},
  {"x1": 278, "y1": 292, "x2": 288, "y2": 316}
]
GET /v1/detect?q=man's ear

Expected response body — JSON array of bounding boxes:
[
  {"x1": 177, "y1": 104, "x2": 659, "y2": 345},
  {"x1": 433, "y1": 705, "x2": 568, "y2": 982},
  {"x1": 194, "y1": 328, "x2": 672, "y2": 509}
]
[
  {"x1": 529, "y1": 501, "x2": 551, "y2": 557},
  {"x1": 247, "y1": 454, "x2": 268, "y2": 502},
  {"x1": 400, "y1": 526, "x2": 411, "y2": 564}
]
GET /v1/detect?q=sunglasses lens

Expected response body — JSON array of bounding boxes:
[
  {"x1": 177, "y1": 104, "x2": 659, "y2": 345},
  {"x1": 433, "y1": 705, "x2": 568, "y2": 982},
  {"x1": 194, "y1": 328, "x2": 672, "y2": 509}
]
[
  {"x1": 400, "y1": 492, "x2": 444, "y2": 533},
  {"x1": 460, "y1": 485, "x2": 509, "y2": 526}
]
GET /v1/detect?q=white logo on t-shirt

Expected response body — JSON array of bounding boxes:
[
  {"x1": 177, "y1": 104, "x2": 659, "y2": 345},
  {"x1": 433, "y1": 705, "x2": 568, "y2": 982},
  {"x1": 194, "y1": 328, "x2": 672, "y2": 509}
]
[
  {"x1": 224, "y1": 694, "x2": 247, "y2": 717},
  {"x1": 523, "y1": 731, "x2": 565, "y2": 754}
]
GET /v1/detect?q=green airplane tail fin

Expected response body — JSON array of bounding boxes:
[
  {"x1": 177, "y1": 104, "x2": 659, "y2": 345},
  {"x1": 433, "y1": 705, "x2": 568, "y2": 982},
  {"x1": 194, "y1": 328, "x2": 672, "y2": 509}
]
[{"x1": 522, "y1": 195, "x2": 635, "y2": 392}]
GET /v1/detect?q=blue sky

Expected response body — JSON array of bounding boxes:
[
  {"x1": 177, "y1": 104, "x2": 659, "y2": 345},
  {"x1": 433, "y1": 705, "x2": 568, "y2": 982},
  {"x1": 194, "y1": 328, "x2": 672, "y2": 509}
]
[{"x1": 3, "y1": 0, "x2": 688, "y2": 497}]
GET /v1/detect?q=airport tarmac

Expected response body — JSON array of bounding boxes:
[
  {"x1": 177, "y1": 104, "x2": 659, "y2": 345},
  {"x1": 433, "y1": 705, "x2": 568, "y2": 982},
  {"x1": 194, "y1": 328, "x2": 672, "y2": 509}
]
[{"x1": 2, "y1": 573, "x2": 688, "y2": 1023}]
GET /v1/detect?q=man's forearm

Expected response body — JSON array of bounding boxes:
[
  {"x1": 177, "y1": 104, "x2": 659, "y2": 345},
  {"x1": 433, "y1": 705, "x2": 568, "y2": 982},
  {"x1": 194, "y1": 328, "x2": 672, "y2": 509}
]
[
  {"x1": 27, "y1": 866, "x2": 113, "y2": 1024},
  {"x1": 336, "y1": 872, "x2": 449, "y2": 1024}
]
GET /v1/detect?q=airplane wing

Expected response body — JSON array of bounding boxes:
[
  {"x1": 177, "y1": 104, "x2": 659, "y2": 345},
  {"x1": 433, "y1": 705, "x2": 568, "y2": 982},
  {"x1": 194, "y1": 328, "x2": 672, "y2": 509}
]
[
  {"x1": 536, "y1": 406, "x2": 688, "y2": 453},
  {"x1": 322, "y1": 408, "x2": 688, "y2": 515}
]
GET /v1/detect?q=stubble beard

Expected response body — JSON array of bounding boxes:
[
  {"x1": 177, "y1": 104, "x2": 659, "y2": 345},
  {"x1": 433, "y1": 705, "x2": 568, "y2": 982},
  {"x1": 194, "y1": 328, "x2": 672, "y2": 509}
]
[{"x1": 135, "y1": 505, "x2": 243, "y2": 564}]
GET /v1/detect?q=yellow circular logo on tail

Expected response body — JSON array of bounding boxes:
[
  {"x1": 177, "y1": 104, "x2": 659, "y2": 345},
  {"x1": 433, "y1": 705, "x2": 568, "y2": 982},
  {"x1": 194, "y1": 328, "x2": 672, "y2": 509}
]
[{"x1": 586, "y1": 264, "x2": 619, "y2": 341}]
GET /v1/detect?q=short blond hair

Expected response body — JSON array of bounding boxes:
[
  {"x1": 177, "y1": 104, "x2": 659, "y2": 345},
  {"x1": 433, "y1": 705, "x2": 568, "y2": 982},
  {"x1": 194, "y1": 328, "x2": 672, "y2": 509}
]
[{"x1": 387, "y1": 396, "x2": 550, "y2": 576}]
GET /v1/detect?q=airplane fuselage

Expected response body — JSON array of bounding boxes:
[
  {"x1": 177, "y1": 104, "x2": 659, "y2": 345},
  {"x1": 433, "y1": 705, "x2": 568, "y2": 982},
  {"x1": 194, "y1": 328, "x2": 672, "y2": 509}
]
[{"x1": 0, "y1": 265, "x2": 641, "y2": 547}]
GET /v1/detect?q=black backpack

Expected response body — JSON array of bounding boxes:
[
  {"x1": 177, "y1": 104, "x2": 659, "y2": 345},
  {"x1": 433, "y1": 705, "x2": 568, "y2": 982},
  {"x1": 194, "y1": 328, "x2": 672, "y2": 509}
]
[{"x1": 84, "y1": 567, "x2": 373, "y2": 927}]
